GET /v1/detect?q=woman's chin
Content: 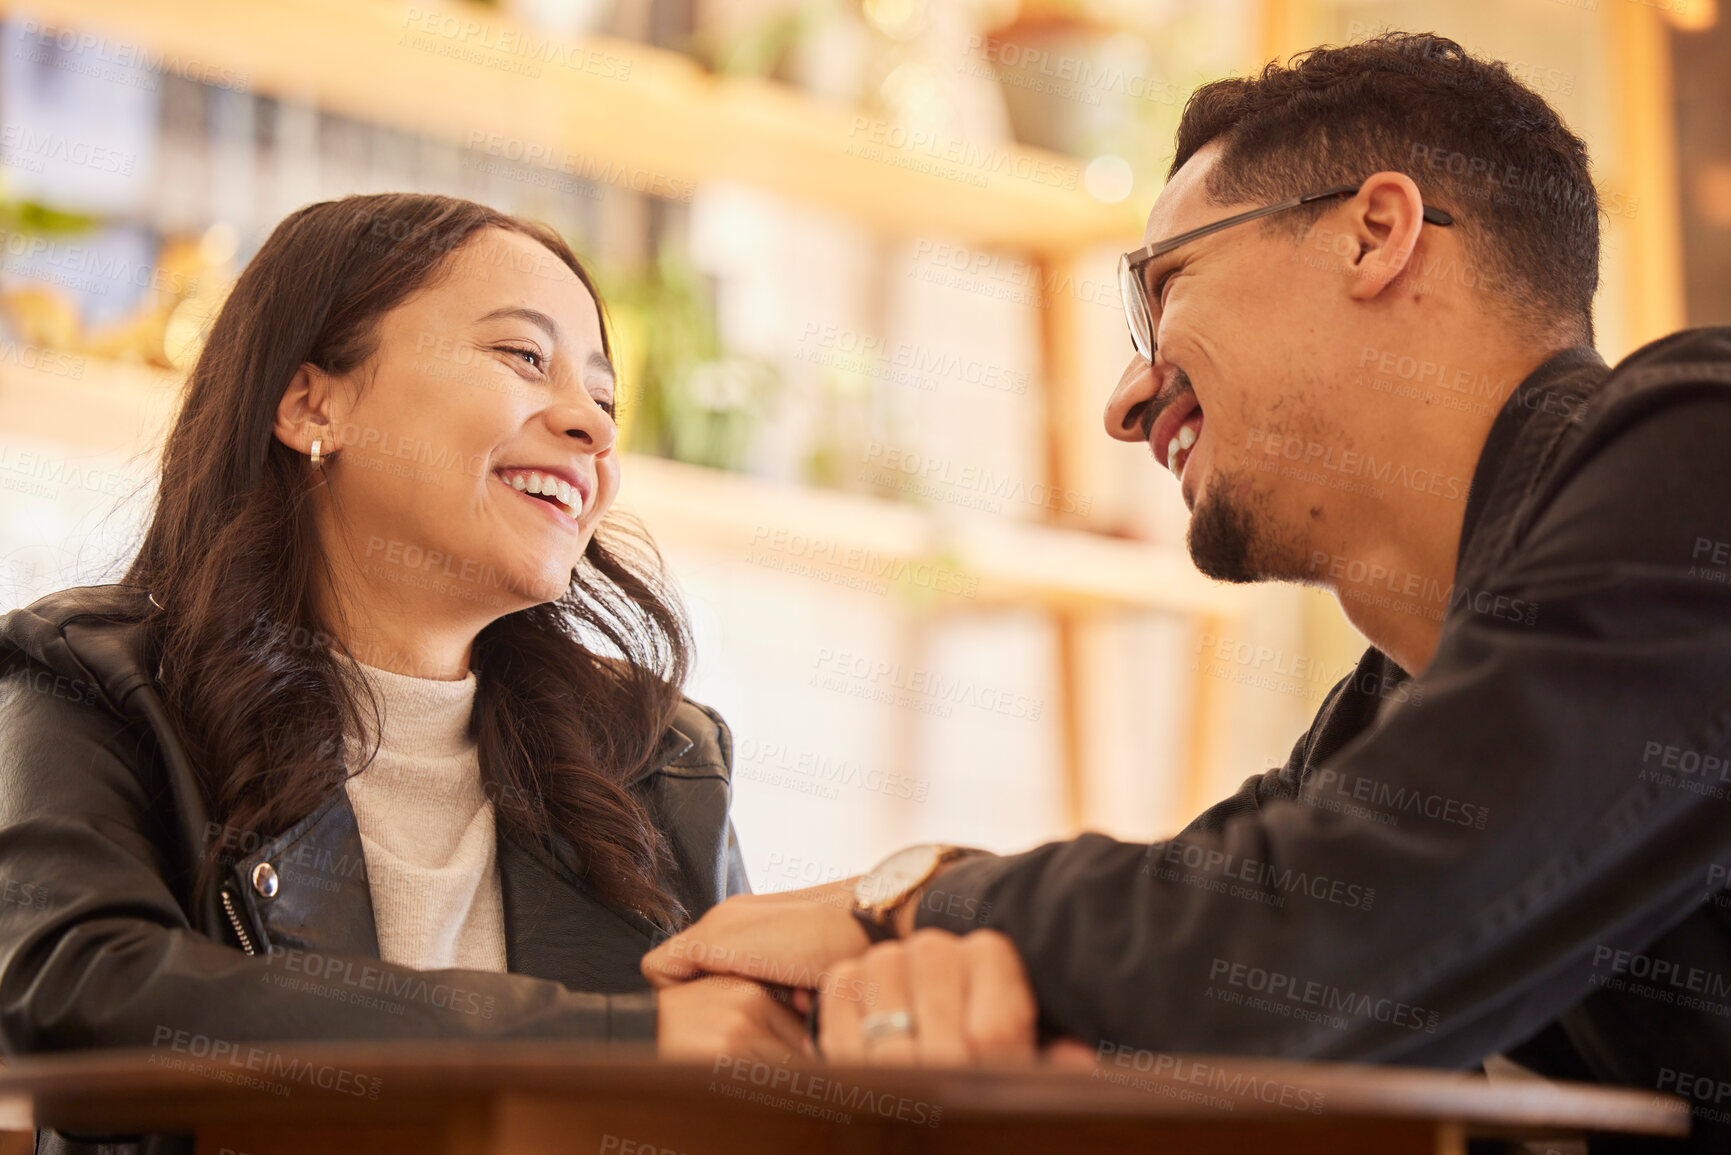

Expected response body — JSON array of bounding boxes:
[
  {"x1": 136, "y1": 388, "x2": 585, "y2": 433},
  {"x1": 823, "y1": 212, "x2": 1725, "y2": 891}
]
[
  {"x1": 485, "y1": 535, "x2": 589, "y2": 594},
  {"x1": 497, "y1": 573, "x2": 569, "y2": 609},
  {"x1": 521, "y1": 564, "x2": 581, "y2": 606}
]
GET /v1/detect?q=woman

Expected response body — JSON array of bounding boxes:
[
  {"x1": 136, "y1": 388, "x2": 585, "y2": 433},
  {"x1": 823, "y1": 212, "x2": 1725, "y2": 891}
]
[{"x1": 0, "y1": 195, "x2": 809, "y2": 1092}]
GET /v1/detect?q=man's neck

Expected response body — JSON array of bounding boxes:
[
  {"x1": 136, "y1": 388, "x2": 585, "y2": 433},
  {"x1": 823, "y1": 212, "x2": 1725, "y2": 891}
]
[
  {"x1": 1321, "y1": 339, "x2": 1579, "y2": 675},
  {"x1": 1330, "y1": 537, "x2": 1458, "y2": 676}
]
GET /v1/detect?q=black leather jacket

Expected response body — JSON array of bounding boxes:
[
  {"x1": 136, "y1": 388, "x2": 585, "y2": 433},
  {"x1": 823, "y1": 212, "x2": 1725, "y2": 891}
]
[{"x1": 0, "y1": 583, "x2": 747, "y2": 1067}]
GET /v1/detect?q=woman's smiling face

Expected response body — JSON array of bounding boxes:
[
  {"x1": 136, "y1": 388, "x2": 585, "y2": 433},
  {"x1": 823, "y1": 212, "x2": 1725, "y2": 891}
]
[{"x1": 308, "y1": 227, "x2": 620, "y2": 614}]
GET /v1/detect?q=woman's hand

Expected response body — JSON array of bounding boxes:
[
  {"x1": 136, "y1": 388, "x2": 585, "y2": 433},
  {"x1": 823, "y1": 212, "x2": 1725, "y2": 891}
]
[{"x1": 655, "y1": 974, "x2": 811, "y2": 1063}]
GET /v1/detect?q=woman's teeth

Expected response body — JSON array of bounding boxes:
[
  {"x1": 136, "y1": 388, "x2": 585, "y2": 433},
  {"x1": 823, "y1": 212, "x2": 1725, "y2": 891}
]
[{"x1": 499, "y1": 469, "x2": 581, "y2": 519}]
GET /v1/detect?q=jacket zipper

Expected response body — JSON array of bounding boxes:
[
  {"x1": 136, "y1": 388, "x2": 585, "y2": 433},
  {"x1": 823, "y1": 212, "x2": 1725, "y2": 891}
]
[{"x1": 221, "y1": 887, "x2": 256, "y2": 956}]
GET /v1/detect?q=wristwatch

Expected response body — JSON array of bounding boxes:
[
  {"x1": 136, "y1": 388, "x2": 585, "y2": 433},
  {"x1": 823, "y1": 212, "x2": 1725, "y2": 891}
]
[{"x1": 851, "y1": 843, "x2": 986, "y2": 944}]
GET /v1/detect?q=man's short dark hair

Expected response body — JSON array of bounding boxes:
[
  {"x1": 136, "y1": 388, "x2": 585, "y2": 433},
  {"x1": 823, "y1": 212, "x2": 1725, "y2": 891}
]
[{"x1": 1171, "y1": 32, "x2": 1599, "y2": 343}]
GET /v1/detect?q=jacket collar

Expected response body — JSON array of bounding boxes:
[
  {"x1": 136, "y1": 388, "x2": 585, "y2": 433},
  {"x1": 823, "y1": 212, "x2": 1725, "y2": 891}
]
[
  {"x1": 1454, "y1": 345, "x2": 1608, "y2": 588},
  {"x1": 639, "y1": 719, "x2": 696, "y2": 783}
]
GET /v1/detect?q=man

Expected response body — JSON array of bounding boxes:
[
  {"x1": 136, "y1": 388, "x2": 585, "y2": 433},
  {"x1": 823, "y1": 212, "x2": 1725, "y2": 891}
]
[{"x1": 644, "y1": 31, "x2": 1731, "y2": 1150}]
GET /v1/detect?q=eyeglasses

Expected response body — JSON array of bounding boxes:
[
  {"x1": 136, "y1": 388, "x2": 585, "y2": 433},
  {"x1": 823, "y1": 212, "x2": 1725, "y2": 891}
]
[{"x1": 1117, "y1": 183, "x2": 1455, "y2": 362}]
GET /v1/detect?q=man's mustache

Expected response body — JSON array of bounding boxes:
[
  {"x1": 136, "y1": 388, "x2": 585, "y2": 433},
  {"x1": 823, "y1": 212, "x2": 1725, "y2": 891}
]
[{"x1": 1132, "y1": 366, "x2": 1194, "y2": 444}]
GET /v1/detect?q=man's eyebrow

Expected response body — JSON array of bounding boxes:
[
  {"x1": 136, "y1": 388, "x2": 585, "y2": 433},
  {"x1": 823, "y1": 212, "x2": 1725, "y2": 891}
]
[
  {"x1": 476, "y1": 306, "x2": 561, "y2": 342},
  {"x1": 1142, "y1": 247, "x2": 1185, "y2": 287}
]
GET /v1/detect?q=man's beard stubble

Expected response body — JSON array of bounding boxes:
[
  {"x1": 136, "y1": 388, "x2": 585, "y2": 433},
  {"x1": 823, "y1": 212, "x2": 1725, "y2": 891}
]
[
  {"x1": 1186, "y1": 464, "x2": 1312, "y2": 585},
  {"x1": 1146, "y1": 365, "x2": 1309, "y2": 585},
  {"x1": 1186, "y1": 467, "x2": 1264, "y2": 583}
]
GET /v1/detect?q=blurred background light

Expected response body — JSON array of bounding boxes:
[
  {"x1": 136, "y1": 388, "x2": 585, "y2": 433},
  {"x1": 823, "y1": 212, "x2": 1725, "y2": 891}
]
[
  {"x1": 1084, "y1": 153, "x2": 1134, "y2": 203},
  {"x1": 0, "y1": 0, "x2": 1717, "y2": 889}
]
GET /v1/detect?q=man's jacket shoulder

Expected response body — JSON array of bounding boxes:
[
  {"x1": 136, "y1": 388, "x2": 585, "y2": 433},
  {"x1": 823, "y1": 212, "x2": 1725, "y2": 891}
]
[
  {"x1": 1567, "y1": 327, "x2": 1731, "y2": 459},
  {"x1": 1509, "y1": 326, "x2": 1731, "y2": 552},
  {"x1": 1603, "y1": 325, "x2": 1731, "y2": 389}
]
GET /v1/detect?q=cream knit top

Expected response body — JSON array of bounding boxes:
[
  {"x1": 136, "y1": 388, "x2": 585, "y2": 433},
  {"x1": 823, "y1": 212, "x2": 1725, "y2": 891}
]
[{"x1": 335, "y1": 653, "x2": 508, "y2": 973}]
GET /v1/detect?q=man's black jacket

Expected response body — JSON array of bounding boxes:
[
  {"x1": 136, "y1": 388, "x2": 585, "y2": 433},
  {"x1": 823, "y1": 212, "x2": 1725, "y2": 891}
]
[{"x1": 917, "y1": 328, "x2": 1731, "y2": 1151}]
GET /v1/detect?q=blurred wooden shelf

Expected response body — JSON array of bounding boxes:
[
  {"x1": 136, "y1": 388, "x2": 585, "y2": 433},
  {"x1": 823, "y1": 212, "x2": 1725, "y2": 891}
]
[
  {"x1": 622, "y1": 454, "x2": 1242, "y2": 616},
  {"x1": 7, "y1": 0, "x2": 1143, "y2": 254},
  {"x1": 0, "y1": 353, "x2": 182, "y2": 455},
  {"x1": 0, "y1": 353, "x2": 1236, "y2": 617}
]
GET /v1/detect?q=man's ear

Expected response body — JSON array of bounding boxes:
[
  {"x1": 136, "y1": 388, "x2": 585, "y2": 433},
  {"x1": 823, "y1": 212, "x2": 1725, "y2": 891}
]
[
  {"x1": 1342, "y1": 170, "x2": 1427, "y2": 303},
  {"x1": 273, "y1": 363, "x2": 337, "y2": 454}
]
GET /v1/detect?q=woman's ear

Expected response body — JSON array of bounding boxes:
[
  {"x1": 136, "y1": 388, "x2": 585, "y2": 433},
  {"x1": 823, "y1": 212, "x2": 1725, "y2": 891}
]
[{"x1": 273, "y1": 363, "x2": 336, "y2": 455}]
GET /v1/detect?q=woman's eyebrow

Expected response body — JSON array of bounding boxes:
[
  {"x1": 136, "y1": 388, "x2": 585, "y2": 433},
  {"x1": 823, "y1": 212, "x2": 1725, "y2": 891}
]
[
  {"x1": 586, "y1": 351, "x2": 616, "y2": 385},
  {"x1": 477, "y1": 308, "x2": 612, "y2": 383},
  {"x1": 475, "y1": 305, "x2": 561, "y2": 343}
]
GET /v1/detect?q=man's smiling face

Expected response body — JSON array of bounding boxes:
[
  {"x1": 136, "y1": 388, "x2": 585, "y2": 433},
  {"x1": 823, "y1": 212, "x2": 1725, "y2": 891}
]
[{"x1": 1104, "y1": 140, "x2": 1361, "y2": 585}]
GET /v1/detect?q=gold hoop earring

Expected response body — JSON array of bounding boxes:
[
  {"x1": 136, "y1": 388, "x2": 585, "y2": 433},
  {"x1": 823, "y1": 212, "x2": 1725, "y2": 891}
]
[{"x1": 310, "y1": 438, "x2": 323, "y2": 470}]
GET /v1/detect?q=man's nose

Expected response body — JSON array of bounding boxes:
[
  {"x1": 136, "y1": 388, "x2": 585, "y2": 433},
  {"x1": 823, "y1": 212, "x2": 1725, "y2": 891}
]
[{"x1": 1104, "y1": 357, "x2": 1159, "y2": 443}]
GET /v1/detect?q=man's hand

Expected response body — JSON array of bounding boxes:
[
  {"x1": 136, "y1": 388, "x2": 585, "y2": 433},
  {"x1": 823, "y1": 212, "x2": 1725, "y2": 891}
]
[
  {"x1": 642, "y1": 879, "x2": 871, "y2": 990},
  {"x1": 817, "y1": 928, "x2": 1037, "y2": 1066},
  {"x1": 655, "y1": 974, "x2": 811, "y2": 1063}
]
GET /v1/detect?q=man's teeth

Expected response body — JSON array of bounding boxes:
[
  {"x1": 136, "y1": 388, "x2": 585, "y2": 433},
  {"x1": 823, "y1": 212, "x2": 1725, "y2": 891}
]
[
  {"x1": 1167, "y1": 419, "x2": 1200, "y2": 475},
  {"x1": 502, "y1": 470, "x2": 580, "y2": 517}
]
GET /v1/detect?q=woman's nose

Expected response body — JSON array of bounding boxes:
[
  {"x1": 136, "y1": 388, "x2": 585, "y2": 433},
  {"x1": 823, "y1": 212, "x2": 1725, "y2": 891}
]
[
  {"x1": 1104, "y1": 356, "x2": 1159, "y2": 443},
  {"x1": 555, "y1": 392, "x2": 617, "y2": 455}
]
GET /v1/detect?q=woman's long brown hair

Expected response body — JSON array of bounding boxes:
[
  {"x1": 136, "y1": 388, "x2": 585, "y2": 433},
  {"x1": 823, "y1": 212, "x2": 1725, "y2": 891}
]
[{"x1": 123, "y1": 193, "x2": 694, "y2": 926}]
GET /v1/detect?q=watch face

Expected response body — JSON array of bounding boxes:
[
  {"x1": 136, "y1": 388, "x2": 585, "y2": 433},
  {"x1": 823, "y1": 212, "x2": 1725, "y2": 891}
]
[{"x1": 856, "y1": 844, "x2": 943, "y2": 910}]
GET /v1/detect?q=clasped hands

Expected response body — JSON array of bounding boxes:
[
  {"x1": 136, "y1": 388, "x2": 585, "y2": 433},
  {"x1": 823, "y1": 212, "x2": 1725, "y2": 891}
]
[{"x1": 643, "y1": 878, "x2": 1074, "y2": 1067}]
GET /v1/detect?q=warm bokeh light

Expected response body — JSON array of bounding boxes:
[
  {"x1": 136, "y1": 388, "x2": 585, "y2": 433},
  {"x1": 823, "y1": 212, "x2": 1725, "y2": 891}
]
[{"x1": 0, "y1": 0, "x2": 1713, "y2": 888}]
